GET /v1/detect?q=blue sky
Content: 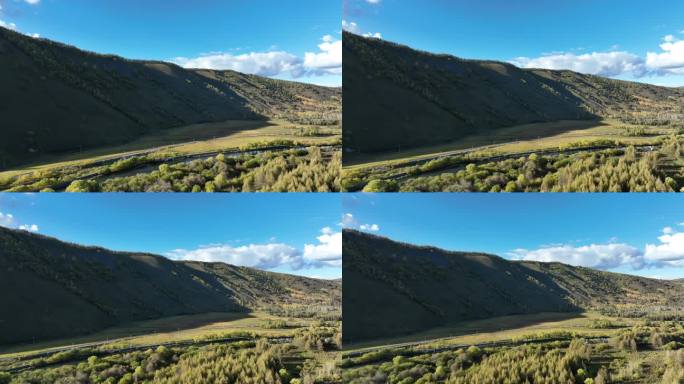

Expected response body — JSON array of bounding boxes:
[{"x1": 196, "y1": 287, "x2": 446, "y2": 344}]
[
  {"x1": 0, "y1": 0, "x2": 341, "y2": 86},
  {"x1": 343, "y1": 193, "x2": 684, "y2": 279},
  {"x1": 344, "y1": 0, "x2": 684, "y2": 86},
  {"x1": 0, "y1": 193, "x2": 342, "y2": 279}
]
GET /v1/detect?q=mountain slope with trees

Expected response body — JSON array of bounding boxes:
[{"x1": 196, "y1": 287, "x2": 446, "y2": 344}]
[
  {"x1": 0, "y1": 26, "x2": 340, "y2": 168},
  {"x1": 0, "y1": 227, "x2": 340, "y2": 345},
  {"x1": 343, "y1": 31, "x2": 684, "y2": 156},
  {"x1": 343, "y1": 230, "x2": 684, "y2": 342}
]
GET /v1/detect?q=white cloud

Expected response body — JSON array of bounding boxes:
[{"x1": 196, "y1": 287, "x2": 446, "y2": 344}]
[
  {"x1": 166, "y1": 228, "x2": 341, "y2": 272},
  {"x1": 511, "y1": 51, "x2": 646, "y2": 77},
  {"x1": 510, "y1": 224, "x2": 684, "y2": 271},
  {"x1": 172, "y1": 34, "x2": 341, "y2": 79},
  {"x1": 342, "y1": 20, "x2": 361, "y2": 34},
  {"x1": 509, "y1": 243, "x2": 643, "y2": 270},
  {"x1": 341, "y1": 213, "x2": 358, "y2": 227},
  {"x1": 0, "y1": 211, "x2": 39, "y2": 232},
  {"x1": 303, "y1": 227, "x2": 342, "y2": 266},
  {"x1": 363, "y1": 32, "x2": 383, "y2": 39},
  {"x1": 19, "y1": 224, "x2": 38, "y2": 232},
  {"x1": 645, "y1": 232, "x2": 684, "y2": 265},
  {"x1": 303, "y1": 35, "x2": 342, "y2": 75},
  {"x1": 343, "y1": 20, "x2": 382, "y2": 40},
  {"x1": 646, "y1": 35, "x2": 684, "y2": 75},
  {"x1": 173, "y1": 51, "x2": 304, "y2": 77},
  {"x1": 166, "y1": 243, "x2": 302, "y2": 270},
  {"x1": 366, "y1": 0, "x2": 381, "y2": 3},
  {"x1": 341, "y1": 213, "x2": 381, "y2": 233},
  {"x1": 24, "y1": 0, "x2": 40, "y2": 4},
  {"x1": 0, "y1": 212, "x2": 15, "y2": 227},
  {"x1": 359, "y1": 223, "x2": 380, "y2": 231},
  {"x1": 512, "y1": 32, "x2": 684, "y2": 78},
  {"x1": 30, "y1": 33, "x2": 39, "y2": 38},
  {"x1": 0, "y1": 20, "x2": 17, "y2": 31}
]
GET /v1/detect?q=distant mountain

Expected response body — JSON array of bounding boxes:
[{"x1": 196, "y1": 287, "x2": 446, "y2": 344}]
[
  {"x1": 0, "y1": 227, "x2": 340, "y2": 345},
  {"x1": 343, "y1": 230, "x2": 684, "y2": 342},
  {"x1": 342, "y1": 31, "x2": 684, "y2": 156},
  {"x1": 0, "y1": 26, "x2": 340, "y2": 168}
]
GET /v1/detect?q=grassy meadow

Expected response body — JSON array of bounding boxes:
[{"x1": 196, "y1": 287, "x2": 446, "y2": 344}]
[
  {"x1": 342, "y1": 310, "x2": 684, "y2": 384},
  {"x1": 1, "y1": 311, "x2": 342, "y2": 384},
  {"x1": 342, "y1": 119, "x2": 684, "y2": 192},
  {"x1": 0, "y1": 120, "x2": 342, "y2": 192}
]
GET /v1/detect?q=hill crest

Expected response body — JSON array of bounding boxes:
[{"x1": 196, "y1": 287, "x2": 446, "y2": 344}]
[
  {"x1": 342, "y1": 31, "x2": 684, "y2": 156},
  {"x1": 0, "y1": 226, "x2": 340, "y2": 345},
  {"x1": 0, "y1": 26, "x2": 340, "y2": 168},
  {"x1": 343, "y1": 229, "x2": 684, "y2": 342}
]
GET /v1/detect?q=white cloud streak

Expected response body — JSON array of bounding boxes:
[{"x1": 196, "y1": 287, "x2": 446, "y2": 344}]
[
  {"x1": 18, "y1": 224, "x2": 38, "y2": 232},
  {"x1": 360, "y1": 223, "x2": 380, "y2": 232},
  {"x1": 303, "y1": 35, "x2": 342, "y2": 75},
  {"x1": 343, "y1": 20, "x2": 382, "y2": 40},
  {"x1": 303, "y1": 227, "x2": 342, "y2": 266},
  {"x1": 166, "y1": 227, "x2": 341, "y2": 271},
  {"x1": 510, "y1": 226, "x2": 684, "y2": 271},
  {"x1": 644, "y1": 231, "x2": 684, "y2": 266},
  {"x1": 509, "y1": 243, "x2": 643, "y2": 270},
  {"x1": 173, "y1": 51, "x2": 304, "y2": 77},
  {"x1": 172, "y1": 35, "x2": 341, "y2": 79},
  {"x1": 341, "y1": 213, "x2": 380, "y2": 232},
  {"x1": 511, "y1": 33, "x2": 684, "y2": 78},
  {"x1": 0, "y1": 211, "x2": 39, "y2": 232},
  {"x1": 166, "y1": 243, "x2": 302, "y2": 270},
  {"x1": 0, "y1": 212, "x2": 15, "y2": 227},
  {"x1": 342, "y1": 20, "x2": 361, "y2": 34},
  {"x1": 0, "y1": 19, "x2": 16, "y2": 30},
  {"x1": 512, "y1": 51, "x2": 646, "y2": 77},
  {"x1": 646, "y1": 36, "x2": 684, "y2": 75}
]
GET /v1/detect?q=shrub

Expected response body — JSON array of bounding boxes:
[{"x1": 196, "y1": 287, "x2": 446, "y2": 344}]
[
  {"x1": 362, "y1": 179, "x2": 399, "y2": 192},
  {"x1": 66, "y1": 179, "x2": 99, "y2": 192}
]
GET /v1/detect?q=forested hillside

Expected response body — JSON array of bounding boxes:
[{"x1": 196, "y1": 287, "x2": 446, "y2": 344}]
[
  {"x1": 343, "y1": 230, "x2": 684, "y2": 342},
  {"x1": 0, "y1": 26, "x2": 340, "y2": 168},
  {"x1": 343, "y1": 31, "x2": 684, "y2": 155},
  {"x1": 0, "y1": 227, "x2": 340, "y2": 345}
]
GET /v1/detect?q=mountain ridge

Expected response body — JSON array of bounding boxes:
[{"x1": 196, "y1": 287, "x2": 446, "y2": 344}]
[
  {"x1": 342, "y1": 31, "x2": 684, "y2": 156},
  {"x1": 0, "y1": 26, "x2": 340, "y2": 168},
  {"x1": 343, "y1": 229, "x2": 684, "y2": 342},
  {"x1": 0, "y1": 226, "x2": 340, "y2": 345}
]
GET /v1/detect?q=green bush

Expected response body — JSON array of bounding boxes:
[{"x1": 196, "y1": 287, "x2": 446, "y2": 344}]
[
  {"x1": 66, "y1": 179, "x2": 99, "y2": 192},
  {"x1": 362, "y1": 179, "x2": 399, "y2": 192}
]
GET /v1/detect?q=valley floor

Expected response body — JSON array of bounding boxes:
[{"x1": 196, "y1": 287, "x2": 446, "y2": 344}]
[
  {"x1": 0, "y1": 311, "x2": 342, "y2": 383},
  {"x1": 341, "y1": 311, "x2": 684, "y2": 383},
  {"x1": 342, "y1": 119, "x2": 684, "y2": 192},
  {"x1": 0, "y1": 119, "x2": 342, "y2": 192}
]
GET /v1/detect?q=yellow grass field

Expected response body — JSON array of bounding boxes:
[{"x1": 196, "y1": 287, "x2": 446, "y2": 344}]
[
  {"x1": 0, "y1": 311, "x2": 309, "y2": 358},
  {"x1": 345, "y1": 311, "x2": 629, "y2": 353},
  {"x1": 345, "y1": 119, "x2": 669, "y2": 171},
  {"x1": 0, "y1": 119, "x2": 340, "y2": 181}
]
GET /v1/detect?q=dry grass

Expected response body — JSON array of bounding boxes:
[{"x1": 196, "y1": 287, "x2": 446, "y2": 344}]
[
  {"x1": 0, "y1": 311, "x2": 308, "y2": 358},
  {"x1": 0, "y1": 119, "x2": 340, "y2": 180},
  {"x1": 345, "y1": 311, "x2": 629, "y2": 352},
  {"x1": 344, "y1": 119, "x2": 672, "y2": 172}
]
